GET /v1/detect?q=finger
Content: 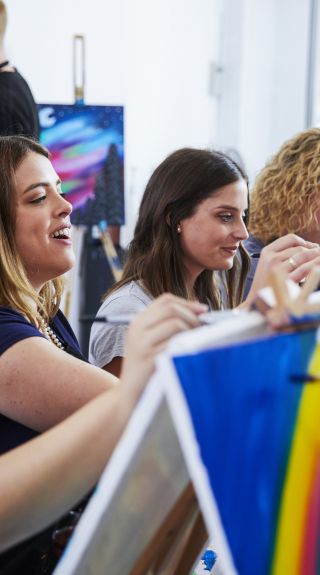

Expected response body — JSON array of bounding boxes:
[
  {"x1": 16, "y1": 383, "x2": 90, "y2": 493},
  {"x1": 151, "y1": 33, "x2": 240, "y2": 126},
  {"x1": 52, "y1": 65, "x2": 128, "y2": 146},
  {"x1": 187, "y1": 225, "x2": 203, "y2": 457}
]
[
  {"x1": 289, "y1": 257, "x2": 320, "y2": 283},
  {"x1": 131, "y1": 295, "x2": 207, "y2": 331},
  {"x1": 285, "y1": 247, "x2": 320, "y2": 272},
  {"x1": 166, "y1": 301, "x2": 206, "y2": 327},
  {"x1": 142, "y1": 316, "x2": 195, "y2": 350},
  {"x1": 268, "y1": 246, "x2": 320, "y2": 270},
  {"x1": 265, "y1": 307, "x2": 291, "y2": 329},
  {"x1": 133, "y1": 305, "x2": 201, "y2": 347},
  {"x1": 154, "y1": 293, "x2": 208, "y2": 314},
  {"x1": 295, "y1": 266, "x2": 320, "y2": 303},
  {"x1": 264, "y1": 234, "x2": 319, "y2": 254}
]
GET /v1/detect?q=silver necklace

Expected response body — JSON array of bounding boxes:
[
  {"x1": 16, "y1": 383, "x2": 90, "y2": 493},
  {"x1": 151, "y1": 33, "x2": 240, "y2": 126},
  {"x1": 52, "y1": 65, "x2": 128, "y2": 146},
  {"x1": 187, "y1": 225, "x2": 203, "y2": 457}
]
[{"x1": 39, "y1": 317, "x2": 64, "y2": 350}]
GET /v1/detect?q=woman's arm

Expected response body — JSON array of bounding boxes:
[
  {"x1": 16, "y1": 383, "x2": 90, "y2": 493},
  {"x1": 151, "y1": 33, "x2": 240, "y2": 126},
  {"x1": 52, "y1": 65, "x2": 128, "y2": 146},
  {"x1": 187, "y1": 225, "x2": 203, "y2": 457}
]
[
  {"x1": 0, "y1": 295, "x2": 206, "y2": 432},
  {"x1": 0, "y1": 336, "x2": 118, "y2": 431},
  {"x1": 0, "y1": 294, "x2": 207, "y2": 551},
  {"x1": 103, "y1": 356, "x2": 123, "y2": 377},
  {"x1": 0, "y1": 387, "x2": 132, "y2": 552}
]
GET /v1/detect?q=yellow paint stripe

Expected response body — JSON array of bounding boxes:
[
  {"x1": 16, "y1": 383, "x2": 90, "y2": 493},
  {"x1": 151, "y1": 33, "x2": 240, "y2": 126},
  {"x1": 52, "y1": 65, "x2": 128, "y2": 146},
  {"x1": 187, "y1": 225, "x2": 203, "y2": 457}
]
[{"x1": 272, "y1": 344, "x2": 320, "y2": 575}]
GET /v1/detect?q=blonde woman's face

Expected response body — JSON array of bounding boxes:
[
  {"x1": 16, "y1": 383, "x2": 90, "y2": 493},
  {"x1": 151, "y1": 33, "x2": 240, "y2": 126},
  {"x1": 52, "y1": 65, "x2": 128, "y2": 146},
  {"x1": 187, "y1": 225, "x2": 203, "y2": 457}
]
[{"x1": 14, "y1": 151, "x2": 75, "y2": 291}]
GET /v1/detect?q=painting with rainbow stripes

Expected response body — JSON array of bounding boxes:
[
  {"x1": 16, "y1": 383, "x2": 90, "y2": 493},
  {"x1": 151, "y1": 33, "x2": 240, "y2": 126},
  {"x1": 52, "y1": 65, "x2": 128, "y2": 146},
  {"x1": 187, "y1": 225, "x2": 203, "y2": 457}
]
[
  {"x1": 38, "y1": 104, "x2": 124, "y2": 226},
  {"x1": 164, "y1": 322, "x2": 320, "y2": 575}
]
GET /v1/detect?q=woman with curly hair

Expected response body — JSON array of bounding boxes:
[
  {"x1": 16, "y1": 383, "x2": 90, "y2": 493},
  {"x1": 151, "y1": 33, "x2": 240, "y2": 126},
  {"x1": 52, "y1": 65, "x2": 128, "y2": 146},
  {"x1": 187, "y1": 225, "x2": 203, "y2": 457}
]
[{"x1": 244, "y1": 128, "x2": 320, "y2": 298}]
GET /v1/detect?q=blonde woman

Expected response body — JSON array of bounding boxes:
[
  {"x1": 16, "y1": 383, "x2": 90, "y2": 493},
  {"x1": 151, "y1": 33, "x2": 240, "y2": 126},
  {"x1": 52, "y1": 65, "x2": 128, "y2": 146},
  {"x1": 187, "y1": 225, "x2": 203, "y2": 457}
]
[
  {"x1": 0, "y1": 296, "x2": 201, "y2": 554},
  {"x1": 245, "y1": 128, "x2": 320, "y2": 297},
  {"x1": 0, "y1": 135, "x2": 204, "y2": 572}
]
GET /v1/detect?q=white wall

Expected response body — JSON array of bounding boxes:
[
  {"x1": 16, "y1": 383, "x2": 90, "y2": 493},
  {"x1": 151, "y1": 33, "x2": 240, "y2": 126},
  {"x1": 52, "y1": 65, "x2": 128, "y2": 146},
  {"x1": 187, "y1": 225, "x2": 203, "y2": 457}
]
[
  {"x1": 6, "y1": 0, "x2": 219, "y2": 242},
  {"x1": 216, "y1": 0, "x2": 312, "y2": 183},
  {"x1": 124, "y1": 0, "x2": 220, "y2": 242},
  {"x1": 311, "y1": 0, "x2": 320, "y2": 125},
  {"x1": 4, "y1": 0, "x2": 315, "y2": 229},
  {"x1": 6, "y1": 1, "x2": 128, "y2": 105}
]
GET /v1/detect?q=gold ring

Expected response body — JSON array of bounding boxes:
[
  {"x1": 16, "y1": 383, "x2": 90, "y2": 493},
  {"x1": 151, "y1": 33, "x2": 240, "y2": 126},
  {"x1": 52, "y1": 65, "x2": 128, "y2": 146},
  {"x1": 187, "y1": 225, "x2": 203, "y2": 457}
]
[{"x1": 288, "y1": 256, "x2": 296, "y2": 270}]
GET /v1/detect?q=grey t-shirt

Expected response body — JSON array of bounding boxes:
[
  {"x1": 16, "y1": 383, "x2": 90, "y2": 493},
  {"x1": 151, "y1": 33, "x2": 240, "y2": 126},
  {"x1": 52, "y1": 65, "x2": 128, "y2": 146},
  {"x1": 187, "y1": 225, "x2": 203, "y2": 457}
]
[{"x1": 89, "y1": 281, "x2": 153, "y2": 368}]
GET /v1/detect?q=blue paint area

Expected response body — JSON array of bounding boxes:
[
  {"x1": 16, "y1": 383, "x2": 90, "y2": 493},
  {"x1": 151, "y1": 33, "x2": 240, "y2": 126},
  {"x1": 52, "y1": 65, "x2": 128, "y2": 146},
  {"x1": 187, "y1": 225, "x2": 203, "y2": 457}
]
[
  {"x1": 201, "y1": 549, "x2": 217, "y2": 570},
  {"x1": 173, "y1": 329, "x2": 317, "y2": 575}
]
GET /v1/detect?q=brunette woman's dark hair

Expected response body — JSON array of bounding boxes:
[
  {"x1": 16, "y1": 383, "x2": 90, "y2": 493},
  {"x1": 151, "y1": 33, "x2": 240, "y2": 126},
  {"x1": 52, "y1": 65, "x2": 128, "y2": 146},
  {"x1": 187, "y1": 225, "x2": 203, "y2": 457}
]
[{"x1": 108, "y1": 147, "x2": 250, "y2": 308}]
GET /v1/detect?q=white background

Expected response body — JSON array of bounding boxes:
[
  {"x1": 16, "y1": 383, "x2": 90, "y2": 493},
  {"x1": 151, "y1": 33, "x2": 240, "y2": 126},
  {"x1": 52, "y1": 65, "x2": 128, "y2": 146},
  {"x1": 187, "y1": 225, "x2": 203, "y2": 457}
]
[{"x1": 5, "y1": 0, "x2": 316, "y2": 242}]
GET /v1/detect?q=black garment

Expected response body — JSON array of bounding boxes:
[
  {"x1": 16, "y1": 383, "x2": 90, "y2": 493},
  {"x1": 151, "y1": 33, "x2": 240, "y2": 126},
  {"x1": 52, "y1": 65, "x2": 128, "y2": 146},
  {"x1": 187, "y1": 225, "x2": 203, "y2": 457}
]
[
  {"x1": 78, "y1": 228, "x2": 126, "y2": 355},
  {"x1": 0, "y1": 309, "x2": 87, "y2": 574},
  {"x1": 0, "y1": 528, "x2": 58, "y2": 575},
  {"x1": 0, "y1": 308, "x2": 86, "y2": 455},
  {"x1": 0, "y1": 68, "x2": 40, "y2": 139}
]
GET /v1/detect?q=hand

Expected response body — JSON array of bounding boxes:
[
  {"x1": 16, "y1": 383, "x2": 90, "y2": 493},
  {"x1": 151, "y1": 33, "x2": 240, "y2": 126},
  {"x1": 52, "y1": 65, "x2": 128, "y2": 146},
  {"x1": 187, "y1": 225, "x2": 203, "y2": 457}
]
[
  {"x1": 289, "y1": 255, "x2": 320, "y2": 284},
  {"x1": 244, "y1": 234, "x2": 320, "y2": 305},
  {"x1": 120, "y1": 294, "x2": 207, "y2": 395}
]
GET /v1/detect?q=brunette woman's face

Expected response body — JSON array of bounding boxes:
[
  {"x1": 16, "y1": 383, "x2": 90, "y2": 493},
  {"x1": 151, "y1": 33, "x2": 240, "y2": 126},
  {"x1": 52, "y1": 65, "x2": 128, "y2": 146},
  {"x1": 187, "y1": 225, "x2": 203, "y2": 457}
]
[
  {"x1": 178, "y1": 179, "x2": 249, "y2": 282},
  {"x1": 14, "y1": 151, "x2": 75, "y2": 290}
]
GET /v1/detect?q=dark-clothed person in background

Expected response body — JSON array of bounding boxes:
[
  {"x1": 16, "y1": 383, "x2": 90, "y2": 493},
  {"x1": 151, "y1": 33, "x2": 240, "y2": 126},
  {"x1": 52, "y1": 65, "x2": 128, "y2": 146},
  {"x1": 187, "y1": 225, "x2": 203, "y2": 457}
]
[{"x1": 0, "y1": 1, "x2": 39, "y2": 139}]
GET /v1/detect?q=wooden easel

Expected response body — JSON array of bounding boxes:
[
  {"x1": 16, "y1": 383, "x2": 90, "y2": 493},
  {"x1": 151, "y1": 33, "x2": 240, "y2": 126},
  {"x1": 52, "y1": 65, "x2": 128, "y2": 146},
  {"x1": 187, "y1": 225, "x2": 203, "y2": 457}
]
[
  {"x1": 254, "y1": 266, "x2": 320, "y2": 329},
  {"x1": 130, "y1": 482, "x2": 208, "y2": 575},
  {"x1": 98, "y1": 221, "x2": 123, "y2": 283},
  {"x1": 270, "y1": 266, "x2": 320, "y2": 316}
]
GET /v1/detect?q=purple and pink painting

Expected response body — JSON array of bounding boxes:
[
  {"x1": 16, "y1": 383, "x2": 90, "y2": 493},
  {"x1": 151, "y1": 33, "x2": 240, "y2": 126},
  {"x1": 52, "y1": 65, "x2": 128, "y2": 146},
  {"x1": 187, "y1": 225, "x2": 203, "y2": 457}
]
[{"x1": 38, "y1": 104, "x2": 124, "y2": 226}]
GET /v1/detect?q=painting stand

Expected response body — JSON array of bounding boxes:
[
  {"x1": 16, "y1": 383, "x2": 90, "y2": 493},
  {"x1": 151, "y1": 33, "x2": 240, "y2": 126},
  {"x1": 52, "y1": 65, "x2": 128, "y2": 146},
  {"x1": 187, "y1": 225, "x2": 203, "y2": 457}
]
[
  {"x1": 130, "y1": 482, "x2": 207, "y2": 575},
  {"x1": 53, "y1": 383, "x2": 208, "y2": 575}
]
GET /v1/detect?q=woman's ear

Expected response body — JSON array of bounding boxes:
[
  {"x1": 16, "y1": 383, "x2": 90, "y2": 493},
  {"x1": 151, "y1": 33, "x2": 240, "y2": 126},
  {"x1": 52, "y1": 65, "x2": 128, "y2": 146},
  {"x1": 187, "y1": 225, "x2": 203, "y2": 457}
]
[{"x1": 166, "y1": 213, "x2": 181, "y2": 233}]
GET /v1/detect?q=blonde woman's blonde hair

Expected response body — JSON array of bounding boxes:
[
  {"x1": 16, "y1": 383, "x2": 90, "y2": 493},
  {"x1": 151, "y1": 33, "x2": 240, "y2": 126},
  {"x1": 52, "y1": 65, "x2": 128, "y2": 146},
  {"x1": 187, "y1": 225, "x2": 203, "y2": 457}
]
[
  {"x1": 249, "y1": 128, "x2": 320, "y2": 244},
  {"x1": 0, "y1": 135, "x2": 64, "y2": 325},
  {"x1": 0, "y1": 2, "x2": 7, "y2": 41}
]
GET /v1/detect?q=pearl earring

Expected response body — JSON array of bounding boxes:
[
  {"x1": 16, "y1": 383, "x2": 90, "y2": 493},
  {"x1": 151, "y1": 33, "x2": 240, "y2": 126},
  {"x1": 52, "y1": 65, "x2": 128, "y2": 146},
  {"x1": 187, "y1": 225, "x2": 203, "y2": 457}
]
[{"x1": 177, "y1": 224, "x2": 181, "y2": 234}]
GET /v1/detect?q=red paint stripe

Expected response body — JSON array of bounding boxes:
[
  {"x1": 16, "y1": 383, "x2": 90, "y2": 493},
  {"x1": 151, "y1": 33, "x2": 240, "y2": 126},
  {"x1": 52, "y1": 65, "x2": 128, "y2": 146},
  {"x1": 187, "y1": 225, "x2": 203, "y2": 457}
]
[{"x1": 299, "y1": 455, "x2": 320, "y2": 574}]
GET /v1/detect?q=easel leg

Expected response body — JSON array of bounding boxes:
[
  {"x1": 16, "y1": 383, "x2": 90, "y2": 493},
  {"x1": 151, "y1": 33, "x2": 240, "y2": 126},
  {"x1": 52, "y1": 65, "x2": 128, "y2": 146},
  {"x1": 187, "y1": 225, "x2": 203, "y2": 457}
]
[
  {"x1": 172, "y1": 510, "x2": 207, "y2": 575},
  {"x1": 129, "y1": 482, "x2": 208, "y2": 575}
]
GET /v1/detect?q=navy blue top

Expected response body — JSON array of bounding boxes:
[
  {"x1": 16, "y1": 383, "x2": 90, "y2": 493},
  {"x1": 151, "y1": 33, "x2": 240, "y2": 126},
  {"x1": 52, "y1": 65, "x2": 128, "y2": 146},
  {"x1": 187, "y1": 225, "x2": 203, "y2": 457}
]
[
  {"x1": 0, "y1": 307, "x2": 86, "y2": 455},
  {"x1": 243, "y1": 234, "x2": 265, "y2": 300}
]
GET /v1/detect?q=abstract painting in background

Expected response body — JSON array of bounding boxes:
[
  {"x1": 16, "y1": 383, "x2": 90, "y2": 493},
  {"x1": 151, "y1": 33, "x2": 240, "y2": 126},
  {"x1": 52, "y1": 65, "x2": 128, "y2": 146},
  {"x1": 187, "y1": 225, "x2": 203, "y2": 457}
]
[{"x1": 38, "y1": 104, "x2": 124, "y2": 226}]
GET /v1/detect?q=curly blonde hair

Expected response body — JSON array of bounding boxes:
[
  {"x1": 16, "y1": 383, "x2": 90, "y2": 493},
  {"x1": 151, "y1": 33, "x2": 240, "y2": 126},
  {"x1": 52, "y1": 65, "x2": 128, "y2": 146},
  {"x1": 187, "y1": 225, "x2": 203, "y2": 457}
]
[{"x1": 248, "y1": 128, "x2": 320, "y2": 244}]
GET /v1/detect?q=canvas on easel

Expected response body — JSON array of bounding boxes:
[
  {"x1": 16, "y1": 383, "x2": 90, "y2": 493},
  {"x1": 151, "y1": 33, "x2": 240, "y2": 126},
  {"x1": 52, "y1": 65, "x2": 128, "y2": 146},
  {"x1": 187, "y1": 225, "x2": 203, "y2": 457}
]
[
  {"x1": 53, "y1": 313, "x2": 267, "y2": 575},
  {"x1": 38, "y1": 103, "x2": 124, "y2": 228},
  {"x1": 161, "y1": 312, "x2": 320, "y2": 575},
  {"x1": 38, "y1": 103, "x2": 125, "y2": 350},
  {"x1": 53, "y1": 382, "x2": 208, "y2": 575},
  {"x1": 53, "y1": 300, "x2": 320, "y2": 574}
]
